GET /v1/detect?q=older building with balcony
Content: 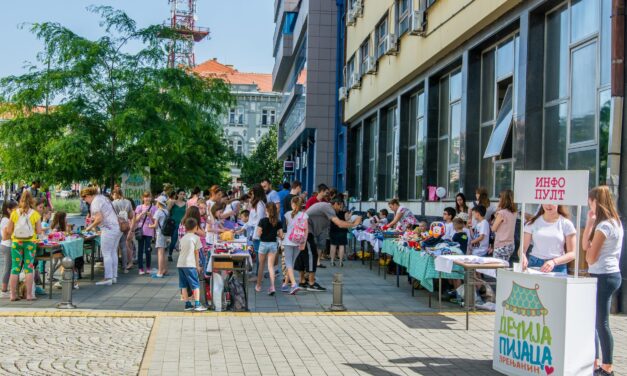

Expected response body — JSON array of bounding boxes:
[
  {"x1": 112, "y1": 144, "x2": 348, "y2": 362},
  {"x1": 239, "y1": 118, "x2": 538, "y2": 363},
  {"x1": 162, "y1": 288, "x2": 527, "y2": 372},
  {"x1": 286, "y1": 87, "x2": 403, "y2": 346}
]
[
  {"x1": 273, "y1": 0, "x2": 339, "y2": 194},
  {"x1": 194, "y1": 58, "x2": 281, "y2": 186}
]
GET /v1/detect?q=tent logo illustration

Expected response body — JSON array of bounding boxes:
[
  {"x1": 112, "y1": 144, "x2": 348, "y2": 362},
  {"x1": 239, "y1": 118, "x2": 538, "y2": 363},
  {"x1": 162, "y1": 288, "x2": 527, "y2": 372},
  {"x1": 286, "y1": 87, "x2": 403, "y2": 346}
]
[{"x1": 502, "y1": 282, "x2": 548, "y2": 323}]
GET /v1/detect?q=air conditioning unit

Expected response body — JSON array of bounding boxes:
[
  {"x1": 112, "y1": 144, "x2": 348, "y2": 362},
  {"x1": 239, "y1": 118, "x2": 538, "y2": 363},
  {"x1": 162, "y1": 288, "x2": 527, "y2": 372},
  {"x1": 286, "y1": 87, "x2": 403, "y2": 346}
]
[
  {"x1": 349, "y1": 72, "x2": 361, "y2": 89},
  {"x1": 347, "y1": 8, "x2": 356, "y2": 26},
  {"x1": 352, "y1": 0, "x2": 363, "y2": 17},
  {"x1": 410, "y1": 10, "x2": 427, "y2": 36},
  {"x1": 338, "y1": 86, "x2": 348, "y2": 101},
  {"x1": 364, "y1": 55, "x2": 377, "y2": 74},
  {"x1": 384, "y1": 34, "x2": 398, "y2": 55}
]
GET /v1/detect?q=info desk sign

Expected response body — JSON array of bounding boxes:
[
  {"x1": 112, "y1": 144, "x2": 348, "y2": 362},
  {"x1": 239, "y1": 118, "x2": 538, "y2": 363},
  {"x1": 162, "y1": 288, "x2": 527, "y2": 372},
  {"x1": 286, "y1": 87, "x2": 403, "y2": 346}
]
[{"x1": 513, "y1": 170, "x2": 589, "y2": 206}]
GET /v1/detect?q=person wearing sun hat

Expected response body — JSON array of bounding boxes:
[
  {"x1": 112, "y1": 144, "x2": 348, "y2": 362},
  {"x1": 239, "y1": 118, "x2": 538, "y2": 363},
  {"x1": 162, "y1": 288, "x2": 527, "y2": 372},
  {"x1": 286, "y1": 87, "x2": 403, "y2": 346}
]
[{"x1": 150, "y1": 195, "x2": 170, "y2": 278}]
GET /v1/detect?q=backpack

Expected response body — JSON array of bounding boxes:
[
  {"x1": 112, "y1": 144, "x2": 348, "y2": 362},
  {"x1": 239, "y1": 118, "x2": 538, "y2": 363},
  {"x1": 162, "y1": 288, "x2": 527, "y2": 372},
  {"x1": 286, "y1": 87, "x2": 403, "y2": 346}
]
[
  {"x1": 288, "y1": 212, "x2": 307, "y2": 244},
  {"x1": 227, "y1": 274, "x2": 247, "y2": 311},
  {"x1": 14, "y1": 210, "x2": 34, "y2": 239},
  {"x1": 160, "y1": 211, "x2": 176, "y2": 237}
]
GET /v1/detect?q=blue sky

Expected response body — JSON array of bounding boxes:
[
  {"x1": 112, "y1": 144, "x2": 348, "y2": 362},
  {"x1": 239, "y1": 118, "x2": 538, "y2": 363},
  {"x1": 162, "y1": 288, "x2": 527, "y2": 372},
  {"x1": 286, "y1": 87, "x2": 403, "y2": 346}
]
[{"x1": 0, "y1": 0, "x2": 275, "y2": 76}]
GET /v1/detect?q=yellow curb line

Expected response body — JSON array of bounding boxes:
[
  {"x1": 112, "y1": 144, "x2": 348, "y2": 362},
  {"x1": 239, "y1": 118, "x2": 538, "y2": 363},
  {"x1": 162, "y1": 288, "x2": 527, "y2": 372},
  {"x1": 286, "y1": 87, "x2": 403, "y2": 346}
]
[
  {"x1": 138, "y1": 315, "x2": 160, "y2": 376},
  {"x1": 0, "y1": 310, "x2": 495, "y2": 318}
]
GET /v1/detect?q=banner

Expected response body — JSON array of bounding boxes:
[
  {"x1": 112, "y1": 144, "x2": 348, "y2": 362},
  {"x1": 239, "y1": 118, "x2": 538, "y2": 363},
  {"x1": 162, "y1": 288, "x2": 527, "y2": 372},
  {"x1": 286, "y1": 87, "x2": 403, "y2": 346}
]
[
  {"x1": 121, "y1": 168, "x2": 150, "y2": 205},
  {"x1": 513, "y1": 170, "x2": 589, "y2": 206}
]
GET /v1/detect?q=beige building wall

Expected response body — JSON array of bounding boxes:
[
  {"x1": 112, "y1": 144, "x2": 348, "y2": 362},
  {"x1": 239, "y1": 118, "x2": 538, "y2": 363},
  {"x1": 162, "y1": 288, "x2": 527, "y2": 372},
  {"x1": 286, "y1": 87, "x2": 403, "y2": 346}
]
[{"x1": 343, "y1": 0, "x2": 520, "y2": 122}]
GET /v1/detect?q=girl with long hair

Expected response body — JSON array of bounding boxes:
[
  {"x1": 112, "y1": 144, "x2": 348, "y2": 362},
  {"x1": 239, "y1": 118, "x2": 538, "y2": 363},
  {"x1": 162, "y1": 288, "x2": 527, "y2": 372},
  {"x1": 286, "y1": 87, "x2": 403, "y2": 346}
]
[
  {"x1": 455, "y1": 193, "x2": 469, "y2": 222},
  {"x1": 255, "y1": 202, "x2": 283, "y2": 295},
  {"x1": 281, "y1": 196, "x2": 307, "y2": 294},
  {"x1": 247, "y1": 185, "x2": 268, "y2": 275},
  {"x1": 491, "y1": 190, "x2": 518, "y2": 262},
  {"x1": 50, "y1": 211, "x2": 69, "y2": 232},
  {"x1": 583, "y1": 186, "x2": 623, "y2": 376},
  {"x1": 7, "y1": 191, "x2": 43, "y2": 300},
  {"x1": 468, "y1": 187, "x2": 494, "y2": 226},
  {"x1": 521, "y1": 204, "x2": 576, "y2": 274},
  {"x1": 0, "y1": 200, "x2": 18, "y2": 298}
]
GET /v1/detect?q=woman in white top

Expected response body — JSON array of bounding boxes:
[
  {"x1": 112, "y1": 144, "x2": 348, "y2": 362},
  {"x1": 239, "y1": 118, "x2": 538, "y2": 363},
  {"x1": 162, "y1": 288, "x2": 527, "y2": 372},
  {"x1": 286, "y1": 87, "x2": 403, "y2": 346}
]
[
  {"x1": 521, "y1": 204, "x2": 576, "y2": 274},
  {"x1": 582, "y1": 186, "x2": 623, "y2": 376},
  {"x1": 0, "y1": 200, "x2": 18, "y2": 298},
  {"x1": 246, "y1": 185, "x2": 267, "y2": 275}
]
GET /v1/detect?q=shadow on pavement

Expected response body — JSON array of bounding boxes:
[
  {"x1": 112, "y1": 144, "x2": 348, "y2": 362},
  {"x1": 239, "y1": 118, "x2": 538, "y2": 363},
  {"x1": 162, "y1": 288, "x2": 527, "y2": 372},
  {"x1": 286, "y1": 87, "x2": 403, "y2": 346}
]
[{"x1": 345, "y1": 356, "x2": 499, "y2": 376}]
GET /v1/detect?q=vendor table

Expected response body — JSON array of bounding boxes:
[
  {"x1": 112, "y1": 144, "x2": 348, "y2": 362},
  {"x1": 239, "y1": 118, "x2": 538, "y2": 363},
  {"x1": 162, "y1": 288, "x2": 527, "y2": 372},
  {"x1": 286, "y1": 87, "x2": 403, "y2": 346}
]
[
  {"x1": 80, "y1": 234, "x2": 100, "y2": 280},
  {"x1": 450, "y1": 257, "x2": 509, "y2": 330},
  {"x1": 208, "y1": 252, "x2": 252, "y2": 311},
  {"x1": 37, "y1": 237, "x2": 86, "y2": 299}
]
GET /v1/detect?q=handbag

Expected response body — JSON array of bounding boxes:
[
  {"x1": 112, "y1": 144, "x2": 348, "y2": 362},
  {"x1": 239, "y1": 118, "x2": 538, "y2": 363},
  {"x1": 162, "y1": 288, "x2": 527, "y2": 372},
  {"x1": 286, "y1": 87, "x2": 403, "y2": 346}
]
[
  {"x1": 134, "y1": 204, "x2": 152, "y2": 241},
  {"x1": 109, "y1": 200, "x2": 130, "y2": 233}
]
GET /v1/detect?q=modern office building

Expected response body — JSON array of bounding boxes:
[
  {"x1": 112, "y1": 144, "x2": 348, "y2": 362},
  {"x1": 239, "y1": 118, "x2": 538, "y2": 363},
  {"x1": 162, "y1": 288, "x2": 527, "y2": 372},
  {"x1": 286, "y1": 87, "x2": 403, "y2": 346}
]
[
  {"x1": 342, "y1": 0, "x2": 620, "y2": 214},
  {"x1": 194, "y1": 58, "x2": 282, "y2": 185},
  {"x1": 273, "y1": 0, "x2": 339, "y2": 194}
]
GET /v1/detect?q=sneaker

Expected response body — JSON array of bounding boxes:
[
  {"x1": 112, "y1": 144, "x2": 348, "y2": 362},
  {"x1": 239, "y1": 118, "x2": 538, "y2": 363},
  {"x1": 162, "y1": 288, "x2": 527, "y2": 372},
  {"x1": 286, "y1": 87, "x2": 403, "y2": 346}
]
[
  {"x1": 73, "y1": 284, "x2": 79, "y2": 290},
  {"x1": 281, "y1": 284, "x2": 290, "y2": 293},
  {"x1": 289, "y1": 285, "x2": 300, "y2": 295},
  {"x1": 168, "y1": 256, "x2": 173, "y2": 262},
  {"x1": 112, "y1": 278, "x2": 117, "y2": 284},
  {"x1": 330, "y1": 261, "x2": 335, "y2": 267},
  {"x1": 151, "y1": 274, "x2": 164, "y2": 279},
  {"x1": 138, "y1": 269, "x2": 145, "y2": 275},
  {"x1": 184, "y1": 302, "x2": 193, "y2": 311},
  {"x1": 53, "y1": 281, "x2": 62, "y2": 290},
  {"x1": 95, "y1": 279, "x2": 113, "y2": 286},
  {"x1": 594, "y1": 368, "x2": 615, "y2": 376},
  {"x1": 317, "y1": 264, "x2": 327, "y2": 269},
  {"x1": 340, "y1": 261, "x2": 344, "y2": 267},
  {"x1": 0, "y1": 291, "x2": 10, "y2": 299},
  {"x1": 299, "y1": 282, "x2": 308, "y2": 289},
  {"x1": 268, "y1": 287, "x2": 275, "y2": 296},
  {"x1": 194, "y1": 304, "x2": 208, "y2": 312},
  {"x1": 306, "y1": 283, "x2": 326, "y2": 292}
]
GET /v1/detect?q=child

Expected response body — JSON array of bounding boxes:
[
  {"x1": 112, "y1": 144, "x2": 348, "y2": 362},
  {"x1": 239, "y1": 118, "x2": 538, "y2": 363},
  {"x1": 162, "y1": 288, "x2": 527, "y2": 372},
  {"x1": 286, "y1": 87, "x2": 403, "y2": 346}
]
[
  {"x1": 177, "y1": 217, "x2": 207, "y2": 312},
  {"x1": 150, "y1": 196, "x2": 169, "y2": 278},
  {"x1": 235, "y1": 210, "x2": 250, "y2": 236},
  {"x1": 282, "y1": 196, "x2": 307, "y2": 294},
  {"x1": 378, "y1": 209, "x2": 389, "y2": 226},
  {"x1": 451, "y1": 218, "x2": 469, "y2": 254},
  {"x1": 416, "y1": 221, "x2": 428, "y2": 234},
  {"x1": 442, "y1": 207, "x2": 456, "y2": 240},
  {"x1": 255, "y1": 203, "x2": 283, "y2": 295},
  {"x1": 470, "y1": 205, "x2": 490, "y2": 256},
  {"x1": 364, "y1": 209, "x2": 378, "y2": 228}
]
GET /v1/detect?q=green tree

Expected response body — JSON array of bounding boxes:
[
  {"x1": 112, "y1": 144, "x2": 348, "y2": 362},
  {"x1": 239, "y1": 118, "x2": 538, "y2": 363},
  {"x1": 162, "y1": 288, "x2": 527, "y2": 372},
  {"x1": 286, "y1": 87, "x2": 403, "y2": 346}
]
[
  {"x1": 0, "y1": 6, "x2": 233, "y2": 190},
  {"x1": 240, "y1": 125, "x2": 282, "y2": 188}
]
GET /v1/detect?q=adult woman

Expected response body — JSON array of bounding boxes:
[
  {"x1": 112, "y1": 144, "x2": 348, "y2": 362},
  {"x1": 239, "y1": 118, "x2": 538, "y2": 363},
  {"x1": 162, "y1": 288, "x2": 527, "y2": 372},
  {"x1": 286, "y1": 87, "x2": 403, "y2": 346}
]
[
  {"x1": 386, "y1": 199, "x2": 417, "y2": 231},
  {"x1": 0, "y1": 200, "x2": 18, "y2": 298},
  {"x1": 151, "y1": 196, "x2": 170, "y2": 278},
  {"x1": 7, "y1": 191, "x2": 42, "y2": 300},
  {"x1": 468, "y1": 187, "x2": 494, "y2": 226},
  {"x1": 455, "y1": 193, "x2": 469, "y2": 222},
  {"x1": 112, "y1": 188, "x2": 134, "y2": 272},
  {"x1": 491, "y1": 190, "x2": 517, "y2": 262},
  {"x1": 131, "y1": 191, "x2": 157, "y2": 275},
  {"x1": 82, "y1": 187, "x2": 123, "y2": 285},
  {"x1": 167, "y1": 189, "x2": 187, "y2": 261},
  {"x1": 521, "y1": 205, "x2": 576, "y2": 274},
  {"x1": 582, "y1": 186, "x2": 623, "y2": 376},
  {"x1": 247, "y1": 185, "x2": 267, "y2": 276}
]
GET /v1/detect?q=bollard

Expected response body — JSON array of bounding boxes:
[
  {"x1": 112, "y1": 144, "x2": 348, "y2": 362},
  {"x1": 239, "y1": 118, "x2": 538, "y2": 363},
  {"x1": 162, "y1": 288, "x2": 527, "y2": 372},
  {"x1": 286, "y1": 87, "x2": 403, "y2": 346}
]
[
  {"x1": 57, "y1": 257, "x2": 76, "y2": 309},
  {"x1": 329, "y1": 273, "x2": 346, "y2": 311}
]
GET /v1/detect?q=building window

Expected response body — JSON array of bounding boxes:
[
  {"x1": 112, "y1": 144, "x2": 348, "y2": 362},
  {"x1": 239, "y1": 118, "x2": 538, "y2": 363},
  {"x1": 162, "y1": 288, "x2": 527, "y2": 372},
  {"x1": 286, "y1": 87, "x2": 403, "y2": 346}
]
[
  {"x1": 364, "y1": 116, "x2": 377, "y2": 200},
  {"x1": 480, "y1": 34, "x2": 518, "y2": 197},
  {"x1": 397, "y1": 0, "x2": 411, "y2": 36},
  {"x1": 270, "y1": 110, "x2": 276, "y2": 124},
  {"x1": 379, "y1": 106, "x2": 398, "y2": 200},
  {"x1": 229, "y1": 109, "x2": 236, "y2": 124},
  {"x1": 437, "y1": 69, "x2": 462, "y2": 197},
  {"x1": 282, "y1": 12, "x2": 297, "y2": 35},
  {"x1": 359, "y1": 38, "x2": 370, "y2": 76},
  {"x1": 262, "y1": 109, "x2": 275, "y2": 125},
  {"x1": 350, "y1": 126, "x2": 363, "y2": 200},
  {"x1": 407, "y1": 91, "x2": 425, "y2": 200},
  {"x1": 543, "y1": 0, "x2": 610, "y2": 189},
  {"x1": 237, "y1": 109, "x2": 244, "y2": 125},
  {"x1": 236, "y1": 140, "x2": 243, "y2": 155},
  {"x1": 375, "y1": 15, "x2": 389, "y2": 59},
  {"x1": 346, "y1": 55, "x2": 356, "y2": 88}
]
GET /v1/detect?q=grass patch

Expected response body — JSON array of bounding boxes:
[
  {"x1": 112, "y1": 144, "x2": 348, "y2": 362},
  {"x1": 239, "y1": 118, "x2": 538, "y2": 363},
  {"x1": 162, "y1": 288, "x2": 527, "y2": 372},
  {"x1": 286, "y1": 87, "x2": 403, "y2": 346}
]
[{"x1": 51, "y1": 197, "x2": 81, "y2": 214}]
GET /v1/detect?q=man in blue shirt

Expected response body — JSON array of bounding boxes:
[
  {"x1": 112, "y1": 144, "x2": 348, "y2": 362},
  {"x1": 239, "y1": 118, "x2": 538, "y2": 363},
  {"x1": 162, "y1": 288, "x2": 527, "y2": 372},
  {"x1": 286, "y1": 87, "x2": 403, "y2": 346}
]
[
  {"x1": 261, "y1": 179, "x2": 281, "y2": 212},
  {"x1": 277, "y1": 182, "x2": 291, "y2": 220}
]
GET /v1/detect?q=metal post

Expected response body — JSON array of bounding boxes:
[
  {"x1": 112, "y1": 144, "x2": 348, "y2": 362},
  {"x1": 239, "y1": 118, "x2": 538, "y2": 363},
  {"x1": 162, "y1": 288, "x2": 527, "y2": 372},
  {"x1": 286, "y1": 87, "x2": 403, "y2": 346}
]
[
  {"x1": 57, "y1": 257, "x2": 76, "y2": 309},
  {"x1": 329, "y1": 273, "x2": 346, "y2": 311}
]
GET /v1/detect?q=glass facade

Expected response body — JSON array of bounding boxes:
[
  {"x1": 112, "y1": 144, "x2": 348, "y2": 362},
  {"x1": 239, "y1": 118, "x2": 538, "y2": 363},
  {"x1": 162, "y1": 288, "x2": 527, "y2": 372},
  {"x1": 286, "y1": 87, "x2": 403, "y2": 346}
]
[{"x1": 436, "y1": 69, "x2": 461, "y2": 197}]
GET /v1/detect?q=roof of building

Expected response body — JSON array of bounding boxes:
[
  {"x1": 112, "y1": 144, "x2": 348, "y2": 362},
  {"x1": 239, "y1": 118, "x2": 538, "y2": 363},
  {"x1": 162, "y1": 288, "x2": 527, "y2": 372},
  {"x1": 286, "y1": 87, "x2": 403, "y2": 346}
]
[{"x1": 193, "y1": 58, "x2": 275, "y2": 93}]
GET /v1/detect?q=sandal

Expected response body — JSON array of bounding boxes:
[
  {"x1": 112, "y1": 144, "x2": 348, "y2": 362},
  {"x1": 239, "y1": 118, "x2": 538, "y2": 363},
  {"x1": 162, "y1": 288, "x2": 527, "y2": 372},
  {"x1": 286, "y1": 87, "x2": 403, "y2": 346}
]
[{"x1": 10, "y1": 297, "x2": 20, "y2": 302}]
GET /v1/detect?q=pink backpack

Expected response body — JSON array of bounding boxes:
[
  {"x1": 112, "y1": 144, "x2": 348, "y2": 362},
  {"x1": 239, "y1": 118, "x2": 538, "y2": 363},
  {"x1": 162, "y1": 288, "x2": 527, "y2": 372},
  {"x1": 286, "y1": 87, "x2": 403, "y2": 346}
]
[{"x1": 288, "y1": 213, "x2": 307, "y2": 244}]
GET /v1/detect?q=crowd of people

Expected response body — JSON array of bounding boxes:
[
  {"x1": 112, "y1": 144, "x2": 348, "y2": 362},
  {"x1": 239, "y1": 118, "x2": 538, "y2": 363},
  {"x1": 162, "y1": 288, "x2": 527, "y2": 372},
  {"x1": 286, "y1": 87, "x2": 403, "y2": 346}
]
[{"x1": 0, "y1": 179, "x2": 622, "y2": 374}]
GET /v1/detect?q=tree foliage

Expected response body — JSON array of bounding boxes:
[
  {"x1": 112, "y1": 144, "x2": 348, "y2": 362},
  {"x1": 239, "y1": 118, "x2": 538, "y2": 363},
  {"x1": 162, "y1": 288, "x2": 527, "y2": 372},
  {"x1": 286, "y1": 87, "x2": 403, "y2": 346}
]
[
  {"x1": 0, "y1": 6, "x2": 233, "y2": 190},
  {"x1": 240, "y1": 125, "x2": 282, "y2": 188}
]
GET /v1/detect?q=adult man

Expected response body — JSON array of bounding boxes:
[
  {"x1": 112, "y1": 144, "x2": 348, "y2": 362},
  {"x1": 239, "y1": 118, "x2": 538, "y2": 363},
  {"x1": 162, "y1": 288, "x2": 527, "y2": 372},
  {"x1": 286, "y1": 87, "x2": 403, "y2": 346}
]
[
  {"x1": 296, "y1": 198, "x2": 361, "y2": 291},
  {"x1": 27, "y1": 181, "x2": 41, "y2": 198},
  {"x1": 277, "y1": 182, "x2": 291, "y2": 219},
  {"x1": 261, "y1": 179, "x2": 281, "y2": 212},
  {"x1": 305, "y1": 184, "x2": 329, "y2": 210},
  {"x1": 281, "y1": 181, "x2": 302, "y2": 222}
]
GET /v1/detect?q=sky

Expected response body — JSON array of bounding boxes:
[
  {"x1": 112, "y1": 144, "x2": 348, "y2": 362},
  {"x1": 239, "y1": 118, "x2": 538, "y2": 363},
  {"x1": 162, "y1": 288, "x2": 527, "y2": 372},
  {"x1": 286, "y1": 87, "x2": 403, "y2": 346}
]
[{"x1": 0, "y1": 0, "x2": 275, "y2": 76}]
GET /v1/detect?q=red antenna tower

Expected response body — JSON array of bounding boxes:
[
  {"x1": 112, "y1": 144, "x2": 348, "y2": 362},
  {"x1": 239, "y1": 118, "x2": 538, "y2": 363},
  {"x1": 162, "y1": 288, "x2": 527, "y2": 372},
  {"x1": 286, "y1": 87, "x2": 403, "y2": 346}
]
[{"x1": 166, "y1": 0, "x2": 209, "y2": 68}]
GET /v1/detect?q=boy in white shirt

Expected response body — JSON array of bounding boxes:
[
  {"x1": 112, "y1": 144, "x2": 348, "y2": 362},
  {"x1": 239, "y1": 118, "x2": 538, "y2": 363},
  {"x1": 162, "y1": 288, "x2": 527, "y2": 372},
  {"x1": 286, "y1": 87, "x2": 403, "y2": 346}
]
[
  {"x1": 470, "y1": 205, "x2": 490, "y2": 256},
  {"x1": 177, "y1": 218, "x2": 207, "y2": 312},
  {"x1": 442, "y1": 207, "x2": 456, "y2": 240}
]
